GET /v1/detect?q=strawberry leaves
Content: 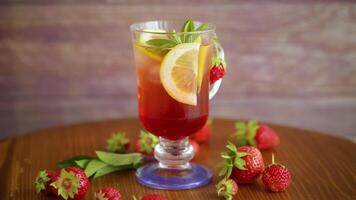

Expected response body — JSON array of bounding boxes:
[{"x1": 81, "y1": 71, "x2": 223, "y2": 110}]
[
  {"x1": 107, "y1": 132, "x2": 130, "y2": 153},
  {"x1": 235, "y1": 120, "x2": 259, "y2": 146},
  {"x1": 219, "y1": 142, "x2": 249, "y2": 178},
  {"x1": 138, "y1": 130, "x2": 159, "y2": 154}
]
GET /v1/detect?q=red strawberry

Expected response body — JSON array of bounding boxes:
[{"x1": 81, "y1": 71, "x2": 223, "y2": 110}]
[
  {"x1": 35, "y1": 170, "x2": 60, "y2": 196},
  {"x1": 95, "y1": 187, "x2": 121, "y2": 200},
  {"x1": 220, "y1": 143, "x2": 264, "y2": 184},
  {"x1": 235, "y1": 120, "x2": 280, "y2": 150},
  {"x1": 51, "y1": 167, "x2": 90, "y2": 200},
  {"x1": 262, "y1": 155, "x2": 291, "y2": 192},
  {"x1": 191, "y1": 118, "x2": 212, "y2": 144},
  {"x1": 107, "y1": 132, "x2": 131, "y2": 153},
  {"x1": 139, "y1": 194, "x2": 168, "y2": 200},
  {"x1": 134, "y1": 130, "x2": 159, "y2": 156},
  {"x1": 189, "y1": 139, "x2": 200, "y2": 158},
  {"x1": 216, "y1": 178, "x2": 238, "y2": 200},
  {"x1": 210, "y1": 65, "x2": 225, "y2": 84}
]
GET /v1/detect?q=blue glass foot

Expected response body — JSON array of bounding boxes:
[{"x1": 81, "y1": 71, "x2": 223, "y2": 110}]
[{"x1": 136, "y1": 163, "x2": 212, "y2": 190}]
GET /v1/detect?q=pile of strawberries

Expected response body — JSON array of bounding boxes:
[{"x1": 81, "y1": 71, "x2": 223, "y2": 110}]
[{"x1": 216, "y1": 120, "x2": 292, "y2": 200}]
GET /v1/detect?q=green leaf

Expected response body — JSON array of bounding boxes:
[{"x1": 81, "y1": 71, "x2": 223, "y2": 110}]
[
  {"x1": 170, "y1": 30, "x2": 182, "y2": 44},
  {"x1": 234, "y1": 157, "x2": 246, "y2": 170},
  {"x1": 74, "y1": 159, "x2": 91, "y2": 169},
  {"x1": 146, "y1": 39, "x2": 177, "y2": 48},
  {"x1": 93, "y1": 165, "x2": 119, "y2": 179},
  {"x1": 85, "y1": 159, "x2": 107, "y2": 177},
  {"x1": 96, "y1": 151, "x2": 142, "y2": 167},
  {"x1": 196, "y1": 23, "x2": 208, "y2": 31},
  {"x1": 57, "y1": 155, "x2": 94, "y2": 169},
  {"x1": 181, "y1": 19, "x2": 194, "y2": 32},
  {"x1": 226, "y1": 142, "x2": 237, "y2": 153}
]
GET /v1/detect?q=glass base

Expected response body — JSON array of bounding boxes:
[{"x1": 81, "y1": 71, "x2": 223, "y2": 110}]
[{"x1": 136, "y1": 162, "x2": 213, "y2": 190}]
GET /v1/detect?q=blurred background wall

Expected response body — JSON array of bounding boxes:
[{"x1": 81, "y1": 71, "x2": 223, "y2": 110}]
[{"x1": 0, "y1": 0, "x2": 355, "y2": 139}]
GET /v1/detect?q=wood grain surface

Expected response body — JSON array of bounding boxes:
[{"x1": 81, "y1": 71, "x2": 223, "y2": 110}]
[
  {"x1": 0, "y1": 1, "x2": 356, "y2": 139},
  {"x1": 0, "y1": 118, "x2": 355, "y2": 199}
]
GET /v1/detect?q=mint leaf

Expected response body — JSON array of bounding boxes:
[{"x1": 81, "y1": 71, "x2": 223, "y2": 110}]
[
  {"x1": 146, "y1": 39, "x2": 177, "y2": 48},
  {"x1": 96, "y1": 151, "x2": 142, "y2": 167},
  {"x1": 170, "y1": 30, "x2": 182, "y2": 44},
  {"x1": 57, "y1": 155, "x2": 94, "y2": 169},
  {"x1": 85, "y1": 159, "x2": 107, "y2": 177},
  {"x1": 181, "y1": 19, "x2": 194, "y2": 32},
  {"x1": 93, "y1": 165, "x2": 120, "y2": 179},
  {"x1": 75, "y1": 159, "x2": 91, "y2": 169},
  {"x1": 196, "y1": 23, "x2": 208, "y2": 31}
]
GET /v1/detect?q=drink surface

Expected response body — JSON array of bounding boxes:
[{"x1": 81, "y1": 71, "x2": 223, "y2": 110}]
[{"x1": 134, "y1": 43, "x2": 212, "y2": 140}]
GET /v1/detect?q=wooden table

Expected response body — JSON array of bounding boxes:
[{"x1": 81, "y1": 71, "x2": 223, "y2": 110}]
[{"x1": 0, "y1": 118, "x2": 355, "y2": 199}]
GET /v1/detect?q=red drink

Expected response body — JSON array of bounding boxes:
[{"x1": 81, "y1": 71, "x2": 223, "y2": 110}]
[{"x1": 134, "y1": 43, "x2": 212, "y2": 140}]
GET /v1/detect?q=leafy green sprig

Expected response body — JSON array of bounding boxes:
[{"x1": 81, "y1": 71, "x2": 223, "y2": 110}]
[
  {"x1": 145, "y1": 19, "x2": 208, "y2": 50},
  {"x1": 57, "y1": 151, "x2": 142, "y2": 179}
]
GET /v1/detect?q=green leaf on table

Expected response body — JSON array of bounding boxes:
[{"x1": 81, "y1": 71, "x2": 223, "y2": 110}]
[
  {"x1": 93, "y1": 165, "x2": 120, "y2": 179},
  {"x1": 96, "y1": 151, "x2": 142, "y2": 167},
  {"x1": 93, "y1": 164, "x2": 134, "y2": 179},
  {"x1": 84, "y1": 159, "x2": 107, "y2": 177},
  {"x1": 57, "y1": 155, "x2": 94, "y2": 169},
  {"x1": 75, "y1": 159, "x2": 91, "y2": 169}
]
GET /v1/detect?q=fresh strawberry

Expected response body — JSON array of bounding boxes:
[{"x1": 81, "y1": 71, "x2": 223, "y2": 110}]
[
  {"x1": 210, "y1": 56, "x2": 226, "y2": 84},
  {"x1": 235, "y1": 120, "x2": 280, "y2": 150},
  {"x1": 134, "y1": 130, "x2": 159, "y2": 156},
  {"x1": 191, "y1": 118, "x2": 212, "y2": 144},
  {"x1": 95, "y1": 187, "x2": 121, "y2": 200},
  {"x1": 210, "y1": 65, "x2": 225, "y2": 84},
  {"x1": 107, "y1": 132, "x2": 130, "y2": 153},
  {"x1": 51, "y1": 167, "x2": 90, "y2": 200},
  {"x1": 220, "y1": 143, "x2": 264, "y2": 184},
  {"x1": 35, "y1": 169, "x2": 60, "y2": 196},
  {"x1": 216, "y1": 178, "x2": 238, "y2": 200},
  {"x1": 135, "y1": 194, "x2": 168, "y2": 200},
  {"x1": 189, "y1": 139, "x2": 200, "y2": 158},
  {"x1": 262, "y1": 154, "x2": 291, "y2": 192}
]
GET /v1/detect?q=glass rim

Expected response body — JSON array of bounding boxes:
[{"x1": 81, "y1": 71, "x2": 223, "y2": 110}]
[{"x1": 129, "y1": 20, "x2": 216, "y2": 35}]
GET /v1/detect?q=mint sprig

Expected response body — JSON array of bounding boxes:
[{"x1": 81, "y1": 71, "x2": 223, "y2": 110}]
[
  {"x1": 57, "y1": 151, "x2": 142, "y2": 179},
  {"x1": 145, "y1": 19, "x2": 208, "y2": 50}
]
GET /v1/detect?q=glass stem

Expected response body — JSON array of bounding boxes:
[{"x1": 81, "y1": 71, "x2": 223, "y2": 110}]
[{"x1": 154, "y1": 136, "x2": 194, "y2": 170}]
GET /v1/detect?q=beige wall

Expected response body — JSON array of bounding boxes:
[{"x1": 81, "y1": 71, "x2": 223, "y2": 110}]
[{"x1": 0, "y1": 1, "x2": 355, "y2": 139}]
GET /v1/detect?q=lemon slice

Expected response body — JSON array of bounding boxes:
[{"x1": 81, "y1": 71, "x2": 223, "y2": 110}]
[{"x1": 160, "y1": 43, "x2": 200, "y2": 106}]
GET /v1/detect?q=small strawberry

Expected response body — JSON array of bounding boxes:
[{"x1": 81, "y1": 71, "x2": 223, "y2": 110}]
[
  {"x1": 262, "y1": 154, "x2": 291, "y2": 192},
  {"x1": 189, "y1": 139, "x2": 200, "y2": 158},
  {"x1": 210, "y1": 55, "x2": 226, "y2": 84},
  {"x1": 219, "y1": 142, "x2": 264, "y2": 184},
  {"x1": 235, "y1": 120, "x2": 280, "y2": 150},
  {"x1": 35, "y1": 170, "x2": 60, "y2": 196},
  {"x1": 51, "y1": 167, "x2": 90, "y2": 200},
  {"x1": 216, "y1": 178, "x2": 238, "y2": 200},
  {"x1": 134, "y1": 130, "x2": 159, "y2": 156},
  {"x1": 191, "y1": 118, "x2": 212, "y2": 144},
  {"x1": 133, "y1": 194, "x2": 168, "y2": 200},
  {"x1": 210, "y1": 65, "x2": 225, "y2": 84},
  {"x1": 107, "y1": 132, "x2": 130, "y2": 153},
  {"x1": 95, "y1": 187, "x2": 122, "y2": 200}
]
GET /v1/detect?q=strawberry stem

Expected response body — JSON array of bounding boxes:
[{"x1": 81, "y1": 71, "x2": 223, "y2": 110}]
[{"x1": 272, "y1": 153, "x2": 275, "y2": 164}]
